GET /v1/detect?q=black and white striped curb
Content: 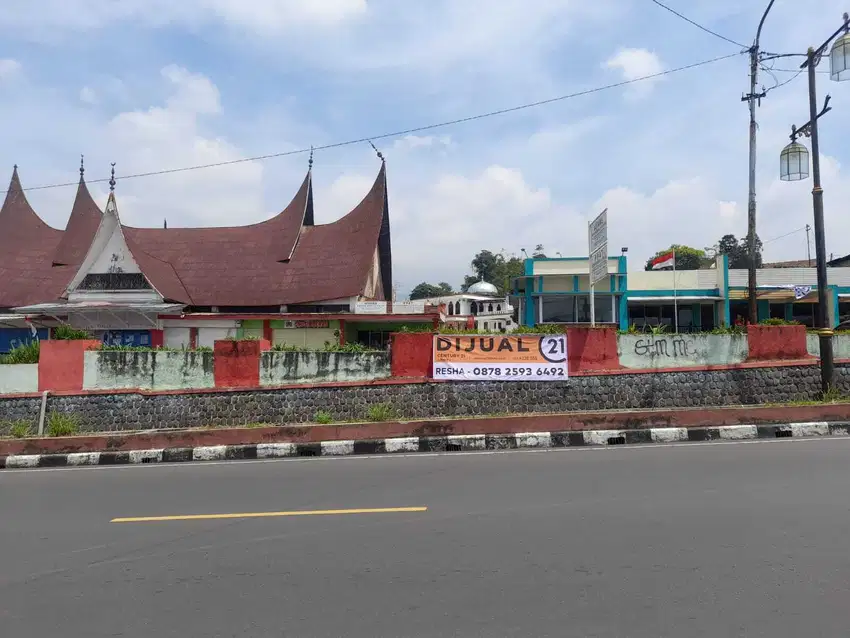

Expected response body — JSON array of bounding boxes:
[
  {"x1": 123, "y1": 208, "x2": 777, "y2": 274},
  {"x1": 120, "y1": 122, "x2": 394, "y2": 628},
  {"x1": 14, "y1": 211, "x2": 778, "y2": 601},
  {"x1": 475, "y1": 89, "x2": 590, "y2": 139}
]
[{"x1": 2, "y1": 422, "x2": 849, "y2": 470}]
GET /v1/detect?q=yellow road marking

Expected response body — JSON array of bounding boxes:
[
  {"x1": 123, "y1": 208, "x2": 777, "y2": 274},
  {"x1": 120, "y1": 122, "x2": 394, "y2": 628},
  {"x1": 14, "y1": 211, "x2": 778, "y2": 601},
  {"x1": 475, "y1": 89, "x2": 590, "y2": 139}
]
[{"x1": 111, "y1": 506, "x2": 428, "y2": 523}]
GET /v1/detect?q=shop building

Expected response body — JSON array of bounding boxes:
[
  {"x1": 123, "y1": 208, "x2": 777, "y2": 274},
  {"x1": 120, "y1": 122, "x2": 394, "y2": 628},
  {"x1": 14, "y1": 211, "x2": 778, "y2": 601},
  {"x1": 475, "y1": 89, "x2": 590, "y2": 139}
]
[{"x1": 513, "y1": 254, "x2": 850, "y2": 331}]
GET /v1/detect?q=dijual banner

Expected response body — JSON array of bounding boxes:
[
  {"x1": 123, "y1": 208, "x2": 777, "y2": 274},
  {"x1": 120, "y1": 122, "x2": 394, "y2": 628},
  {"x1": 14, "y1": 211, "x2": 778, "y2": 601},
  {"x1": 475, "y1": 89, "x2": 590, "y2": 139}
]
[{"x1": 433, "y1": 334, "x2": 568, "y2": 381}]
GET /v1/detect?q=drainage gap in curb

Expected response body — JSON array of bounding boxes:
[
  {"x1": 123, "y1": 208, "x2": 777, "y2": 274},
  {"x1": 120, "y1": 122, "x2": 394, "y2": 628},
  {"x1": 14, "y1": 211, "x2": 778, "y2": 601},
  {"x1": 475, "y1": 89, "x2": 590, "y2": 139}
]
[
  {"x1": 445, "y1": 443, "x2": 462, "y2": 452},
  {"x1": 141, "y1": 457, "x2": 154, "y2": 463},
  {"x1": 607, "y1": 436, "x2": 626, "y2": 446},
  {"x1": 775, "y1": 430, "x2": 793, "y2": 438}
]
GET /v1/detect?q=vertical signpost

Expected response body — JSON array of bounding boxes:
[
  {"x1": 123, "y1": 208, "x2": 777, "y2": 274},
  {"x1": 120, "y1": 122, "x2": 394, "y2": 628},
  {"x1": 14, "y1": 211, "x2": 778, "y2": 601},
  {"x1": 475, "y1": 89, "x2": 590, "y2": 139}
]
[{"x1": 588, "y1": 209, "x2": 608, "y2": 327}]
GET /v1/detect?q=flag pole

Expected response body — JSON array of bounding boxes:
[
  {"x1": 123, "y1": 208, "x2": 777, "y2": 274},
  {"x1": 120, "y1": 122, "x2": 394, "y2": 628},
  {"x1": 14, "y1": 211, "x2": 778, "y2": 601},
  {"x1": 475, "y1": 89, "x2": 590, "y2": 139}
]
[{"x1": 673, "y1": 248, "x2": 678, "y2": 333}]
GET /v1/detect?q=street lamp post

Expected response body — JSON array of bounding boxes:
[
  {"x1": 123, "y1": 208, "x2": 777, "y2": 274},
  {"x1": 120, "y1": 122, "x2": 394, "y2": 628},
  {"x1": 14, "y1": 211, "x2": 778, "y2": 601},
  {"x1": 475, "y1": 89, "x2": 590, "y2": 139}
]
[{"x1": 779, "y1": 13, "x2": 850, "y2": 395}]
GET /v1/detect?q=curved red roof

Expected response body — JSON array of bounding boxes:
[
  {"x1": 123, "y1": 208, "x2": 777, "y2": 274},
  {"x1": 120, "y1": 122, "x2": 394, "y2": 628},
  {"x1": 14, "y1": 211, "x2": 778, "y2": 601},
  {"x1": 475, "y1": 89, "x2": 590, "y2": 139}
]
[
  {"x1": 52, "y1": 176, "x2": 102, "y2": 267},
  {"x1": 0, "y1": 168, "x2": 70, "y2": 308},
  {"x1": 0, "y1": 163, "x2": 390, "y2": 309},
  {"x1": 123, "y1": 164, "x2": 389, "y2": 306}
]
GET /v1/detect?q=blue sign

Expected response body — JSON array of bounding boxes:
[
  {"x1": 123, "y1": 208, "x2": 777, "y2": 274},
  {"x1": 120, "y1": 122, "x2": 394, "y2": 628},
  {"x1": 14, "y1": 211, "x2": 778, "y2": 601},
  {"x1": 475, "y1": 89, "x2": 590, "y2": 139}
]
[
  {"x1": 0, "y1": 328, "x2": 49, "y2": 354},
  {"x1": 101, "y1": 330, "x2": 152, "y2": 347}
]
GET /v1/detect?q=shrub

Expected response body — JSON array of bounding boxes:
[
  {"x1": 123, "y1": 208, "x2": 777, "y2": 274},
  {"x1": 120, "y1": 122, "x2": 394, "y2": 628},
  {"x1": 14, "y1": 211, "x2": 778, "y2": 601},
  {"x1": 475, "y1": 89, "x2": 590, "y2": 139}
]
[
  {"x1": 0, "y1": 341, "x2": 40, "y2": 364},
  {"x1": 366, "y1": 403, "x2": 398, "y2": 422},
  {"x1": 314, "y1": 410, "x2": 333, "y2": 424},
  {"x1": 759, "y1": 318, "x2": 801, "y2": 326},
  {"x1": 7, "y1": 420, "x2": 31, "y2": 439},
  {"x1": 46, "y1": 412, "x2": 80, "y2": 437},
  {"x1": 52, "y1": 325, "x2": 91, "y2": 340}
]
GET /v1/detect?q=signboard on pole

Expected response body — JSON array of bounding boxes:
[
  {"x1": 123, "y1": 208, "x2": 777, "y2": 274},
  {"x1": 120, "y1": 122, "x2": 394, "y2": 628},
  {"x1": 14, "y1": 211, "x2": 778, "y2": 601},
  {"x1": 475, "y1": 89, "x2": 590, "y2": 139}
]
[
  {"x1": 588, "y1": 208, "x2": 608, "y2": 254},
  {"x1": 432, "y1": 334, "x2": 568, "y2": 381},
  {"x1": 587, "y1": 208, "x2": 608, "y2": 327},
  {"x1": 589, "y1": 247, "x2": 608, "y2": 284}
]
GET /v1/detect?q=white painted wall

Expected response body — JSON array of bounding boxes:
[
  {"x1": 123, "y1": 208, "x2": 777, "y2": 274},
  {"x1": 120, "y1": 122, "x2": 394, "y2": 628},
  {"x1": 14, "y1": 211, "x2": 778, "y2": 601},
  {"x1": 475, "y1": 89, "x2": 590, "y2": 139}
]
[
  {"x1": 0, "y1": 364, "x2": 38, "y2": 394},
  {"x1": 618, "y1": 334, "x2": 748, "y2": 369},
  {"x1": 164, "y1": 327, "x2": 191, "y2": 348},
  {"x1": 198, "y1": 326, "x2": 237, "y2": 348}
]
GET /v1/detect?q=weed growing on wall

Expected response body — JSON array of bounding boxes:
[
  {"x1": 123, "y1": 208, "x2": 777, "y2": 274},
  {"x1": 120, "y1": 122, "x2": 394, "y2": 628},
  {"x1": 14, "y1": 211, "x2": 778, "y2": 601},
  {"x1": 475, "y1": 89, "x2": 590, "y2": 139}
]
[
  {"x1": 46, "y1": 412, "x2": 80, "y2": 437},
  {"x1": 366, "y1": 403, "x2": 398, "y2": 422},
  {"x1": 314, "y1": 410, "x2": 333, "y2": 424},
  {"x1": 759, "y1": 319, "x2": 801, "y2": 326},
  {"x1": 0, "y1": 341, "x2": 40, "y2": 364}
]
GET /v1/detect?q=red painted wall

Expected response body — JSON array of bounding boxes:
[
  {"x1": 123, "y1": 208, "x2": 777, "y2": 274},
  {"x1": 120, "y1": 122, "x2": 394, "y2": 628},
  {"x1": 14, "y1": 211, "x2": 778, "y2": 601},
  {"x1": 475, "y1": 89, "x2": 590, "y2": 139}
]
[
  {"x1": 150, "y1": 330, "x2": 164, "y2": 349},
  {"x1": 38, "y1": 340, "x2": 102, "y2": 392},
  {"x1": 391, "y1": 332, "x2": 434, "y2": 378},
  {"x1": 565, "y1": 326, "x2": 622, "y2": 373},
  {"x1": 213, "y1": 339, "x2": 270, "y2": 388},
  {"x1": 747, "y1": 325, "x2": 811, "y2": 361}
]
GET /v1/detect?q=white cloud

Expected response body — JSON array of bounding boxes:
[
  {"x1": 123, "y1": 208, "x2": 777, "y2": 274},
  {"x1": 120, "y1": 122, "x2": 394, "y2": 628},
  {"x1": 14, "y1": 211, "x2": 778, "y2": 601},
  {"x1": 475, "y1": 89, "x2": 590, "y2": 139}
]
[
  {"x1": 604, "y1": 48, "x2": 663, "y2": 98},
  {"x1": 593, "y1": 178, "x2": 743, "y2": 262},
  {"x1": 392, "y1": 134, "x2": 452, "y2": 151},
  {"x1": 0, "y1": 0, "x2": 367, "y2": 35},
  {"x1": 0, "y1": 58, "x2": 21, "y2": 79},
  {"x1": 79, "y1": 86, "x2": 97, "y2": 104},
  {"x1": 51, "y1": 65, "x2": 264, "y2": 228},
  {"x1": 319, "y1": 165, "x2": 581, "y2": 291}
]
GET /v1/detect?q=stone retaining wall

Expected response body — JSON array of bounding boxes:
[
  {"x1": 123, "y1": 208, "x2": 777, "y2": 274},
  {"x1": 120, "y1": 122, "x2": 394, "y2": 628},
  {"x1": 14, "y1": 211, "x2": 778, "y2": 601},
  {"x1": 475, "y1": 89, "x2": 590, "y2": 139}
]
[
  {"x1": 260, "y1": 351, "x2": 390, "y2": 386},
  {"x1": 83, "y1": 351, "x2": 215, "y2": 391},
  {"x1": 1, "y1": 362, "x2": 847, "y2": 435}
]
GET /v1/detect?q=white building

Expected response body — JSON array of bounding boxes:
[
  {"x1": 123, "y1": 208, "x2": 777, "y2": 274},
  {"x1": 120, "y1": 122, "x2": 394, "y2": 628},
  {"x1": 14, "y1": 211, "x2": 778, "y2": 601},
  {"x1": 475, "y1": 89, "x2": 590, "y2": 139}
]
[{"x1": 421, "y1": 281, "x2": 516, "y2": 332}]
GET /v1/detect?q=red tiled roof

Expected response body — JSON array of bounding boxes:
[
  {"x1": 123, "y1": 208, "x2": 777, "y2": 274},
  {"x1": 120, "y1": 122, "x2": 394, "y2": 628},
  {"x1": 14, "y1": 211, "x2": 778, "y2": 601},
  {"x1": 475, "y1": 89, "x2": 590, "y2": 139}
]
[
  {"x1": 0, "y1": 163, "x2": 390, "y2": 309},
  {"x1": 0, "y1": 168, "x2": 71, "y2": 308},
  {"x1": 52, "y1": 176, "x2": 102, "y2": 267},
  {"x1": 124, "y1": 165, "x2": 389, "y2": 306}
]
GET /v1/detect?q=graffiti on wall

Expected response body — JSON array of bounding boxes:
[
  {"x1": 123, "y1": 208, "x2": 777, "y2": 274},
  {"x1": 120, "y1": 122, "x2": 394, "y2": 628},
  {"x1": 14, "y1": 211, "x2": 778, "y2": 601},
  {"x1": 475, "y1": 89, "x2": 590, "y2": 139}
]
[{"x1": 632, "y1": 336, "x2": 695, "y2": 358}]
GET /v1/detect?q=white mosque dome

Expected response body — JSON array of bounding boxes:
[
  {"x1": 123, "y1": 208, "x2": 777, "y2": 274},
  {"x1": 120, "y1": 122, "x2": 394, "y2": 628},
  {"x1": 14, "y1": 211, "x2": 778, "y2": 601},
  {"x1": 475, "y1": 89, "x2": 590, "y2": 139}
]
[{"x1": 467, "y1": 280, "x2": 499, "y2": 296}]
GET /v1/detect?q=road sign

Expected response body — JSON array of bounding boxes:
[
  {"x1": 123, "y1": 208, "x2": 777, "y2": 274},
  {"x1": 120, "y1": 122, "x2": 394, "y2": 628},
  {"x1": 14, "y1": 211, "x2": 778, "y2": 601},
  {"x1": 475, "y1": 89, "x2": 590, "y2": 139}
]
[
  {"x1": 588, "y1": 208, "x2": 608, "y2": 255},
  {"x1": 589, "y1": 246, "x2": 608, "y2": 285}
]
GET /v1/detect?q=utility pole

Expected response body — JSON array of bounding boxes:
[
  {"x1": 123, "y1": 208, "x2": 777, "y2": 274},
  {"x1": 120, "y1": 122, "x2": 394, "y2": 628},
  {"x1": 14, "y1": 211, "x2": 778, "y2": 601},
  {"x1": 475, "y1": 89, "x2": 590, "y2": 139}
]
[
  {"x1": 806, "y1": 224, "x2": 812, "y2": 266},
  {"x1": 743, "y1": 0, "x2": 776, "y2": 325}
]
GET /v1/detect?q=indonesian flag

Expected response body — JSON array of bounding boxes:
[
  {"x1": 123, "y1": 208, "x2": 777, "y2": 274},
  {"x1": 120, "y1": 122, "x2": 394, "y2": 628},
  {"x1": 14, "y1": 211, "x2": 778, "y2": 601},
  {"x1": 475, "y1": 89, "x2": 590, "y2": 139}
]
[{"x1": 650, "y1": 250, "x2": 675, "y2": 270}]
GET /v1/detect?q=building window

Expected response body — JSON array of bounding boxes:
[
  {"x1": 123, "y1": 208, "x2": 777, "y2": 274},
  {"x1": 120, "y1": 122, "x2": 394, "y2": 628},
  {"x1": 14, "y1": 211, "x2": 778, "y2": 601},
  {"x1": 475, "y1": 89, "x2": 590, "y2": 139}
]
[
  {"x1": 488, "y1": 303, "x2": 493, "y2": 312},
  {"x1": 484, "y1": 322, "x2": 488, "y2": 330},
  {"x1": 455, "y1": 301, "x2": 461, "y2": 315},
  {"x1": 497, "y1": 304, "x2": 501, "y2": 312},
  {"x1": 448, "y1": 303, "x2": 454, "y2": 316},
  {"x1": 792, "y1": 303, "x2": 818, "y2": 327},
  {"x1": 542, "y1": 296, "x2": 575, "y2": 323}
]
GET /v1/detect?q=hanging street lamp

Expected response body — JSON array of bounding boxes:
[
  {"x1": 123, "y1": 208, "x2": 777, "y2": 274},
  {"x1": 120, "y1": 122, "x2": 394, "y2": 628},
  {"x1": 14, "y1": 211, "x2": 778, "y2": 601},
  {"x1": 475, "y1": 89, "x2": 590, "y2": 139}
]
[{"x1": 775, "y1": 13, "x2": 850, "y2": 395}]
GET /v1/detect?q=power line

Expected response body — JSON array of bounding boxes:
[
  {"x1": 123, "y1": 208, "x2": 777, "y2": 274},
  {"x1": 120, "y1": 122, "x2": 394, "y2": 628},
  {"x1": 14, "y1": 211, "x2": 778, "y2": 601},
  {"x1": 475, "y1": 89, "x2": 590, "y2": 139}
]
[
  {"x1": 647, "y1": 0, "x2": 747, "y2": 49},
  {"x1": 764, "y1": 226, "x2": 806, "y2": 244},
  {"x1": 5, "y1": 52, "x2": 744, "y2": 196}
]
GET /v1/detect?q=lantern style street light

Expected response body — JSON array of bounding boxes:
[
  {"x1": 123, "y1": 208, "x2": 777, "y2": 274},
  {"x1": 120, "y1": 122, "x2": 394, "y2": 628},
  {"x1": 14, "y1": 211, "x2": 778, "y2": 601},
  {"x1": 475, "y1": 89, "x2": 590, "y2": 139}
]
[
  {"x1": 779, "y1": 134, "x2": 810, "y2": 182},
  {"x1": 775, "y1": 13, "x2": 850, "y2": 394}
]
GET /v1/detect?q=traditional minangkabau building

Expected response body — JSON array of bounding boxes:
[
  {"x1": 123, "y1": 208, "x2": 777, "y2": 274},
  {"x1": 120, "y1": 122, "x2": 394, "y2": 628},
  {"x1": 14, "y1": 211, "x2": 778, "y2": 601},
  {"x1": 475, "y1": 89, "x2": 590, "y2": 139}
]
[{"x1": 0, "y1": 161, "x2": 438, "y2": 352}]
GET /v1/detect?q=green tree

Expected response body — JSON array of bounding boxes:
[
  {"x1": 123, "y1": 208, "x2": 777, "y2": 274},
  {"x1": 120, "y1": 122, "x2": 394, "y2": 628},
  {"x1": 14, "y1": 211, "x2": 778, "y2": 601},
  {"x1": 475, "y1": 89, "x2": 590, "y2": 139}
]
[
  {"x1": 717, "y1": 233, "x2": 763, "y2": 269},
  {"x1": 644, "y1": 245, "x2": 707, "y2": 271},
  {"x1": 462, "y1": 250, "x2": 524, "y2": 295},
  {"x1": 409, "y1": 282, "x2": 454, "y2": 300}
]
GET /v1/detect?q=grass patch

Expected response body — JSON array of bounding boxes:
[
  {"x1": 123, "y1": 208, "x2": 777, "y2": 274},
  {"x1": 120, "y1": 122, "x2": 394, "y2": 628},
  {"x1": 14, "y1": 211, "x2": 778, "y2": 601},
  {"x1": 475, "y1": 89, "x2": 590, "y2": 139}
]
[
  {"x1": 46, "y1": 412, "x2": 80, "y2": 437},
  {"x1": 366, "y1": 403, "x2": 398, "y2": 422},
  {"x1": 314, "y1": 410, "x2": 333, "y2": 424},
  {"x1": 6, "y1": 420, "x2": 32, "y2": 439},
  {"x1": 0, "y1": 341, "x2": 40, "y2": 364}
]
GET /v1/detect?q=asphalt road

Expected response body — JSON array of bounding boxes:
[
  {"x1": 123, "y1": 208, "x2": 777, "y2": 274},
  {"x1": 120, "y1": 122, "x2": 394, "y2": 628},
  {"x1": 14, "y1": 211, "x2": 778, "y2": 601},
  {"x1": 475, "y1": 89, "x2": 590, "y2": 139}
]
[{"x1": 2, "y1": 438, "x2": 850, "y2": 637}]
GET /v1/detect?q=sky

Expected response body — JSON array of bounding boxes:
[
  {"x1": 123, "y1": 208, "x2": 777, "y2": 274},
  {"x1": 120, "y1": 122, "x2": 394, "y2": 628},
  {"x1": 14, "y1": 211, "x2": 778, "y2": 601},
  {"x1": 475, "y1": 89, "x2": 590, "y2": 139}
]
[{"x1": 1, "y1": 0, "x2": 849, "y2": 297}]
